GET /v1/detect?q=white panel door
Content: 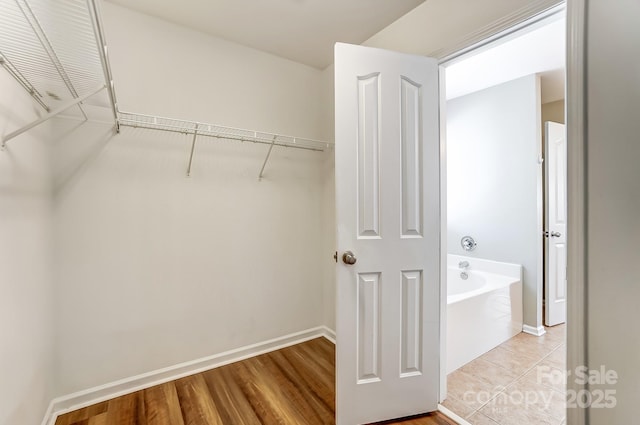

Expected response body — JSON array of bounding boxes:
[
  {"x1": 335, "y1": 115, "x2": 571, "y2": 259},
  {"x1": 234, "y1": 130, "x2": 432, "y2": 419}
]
[
  {"x1": 335, "y1": 42, "x2": 440, "y2": 425},
  {"x1": 545, "y1": 121, "x2": 567, "y2": 326}
]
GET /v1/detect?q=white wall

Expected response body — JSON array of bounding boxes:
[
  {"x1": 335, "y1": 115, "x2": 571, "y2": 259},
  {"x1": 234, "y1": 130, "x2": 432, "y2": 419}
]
[
  {"x1": 362, "y1": 0, "x2": 545, "y2": 57},
  {"x1": 446, "y1": 75, "x2": 542, "y2": 329},
  {"x1": 318, "y1": 65, "x2": 336, "y2": 330},
  {"x1": 586, "y1": 0, "x2": 640, "y2": 422},
  {"x1": 542, "y1": 99, "x2": 565, "y2": 125},
  {"x1": 102, "y1": 3, "x2": 324, "y2": 139},
  {"x1": 320, "y1": 152, "x2": 335, "y2": 330},
  {"x1": 0, "y1": 72, "x2": 54, "y2": 425},
  {"x1": 52, "y1": 3, "x2": 328, "y2": 396}
]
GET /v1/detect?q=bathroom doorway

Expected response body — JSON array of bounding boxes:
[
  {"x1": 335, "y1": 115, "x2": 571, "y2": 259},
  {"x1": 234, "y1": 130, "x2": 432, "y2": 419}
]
[{"x1": 439, "y1": 6, "x2": 568, "y2": 425}]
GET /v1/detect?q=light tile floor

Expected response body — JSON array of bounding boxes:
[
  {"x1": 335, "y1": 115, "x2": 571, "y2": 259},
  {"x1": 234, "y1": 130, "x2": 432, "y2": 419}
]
[{"x1": 443, "y1": 324, "x2": 566, "y2": 425}]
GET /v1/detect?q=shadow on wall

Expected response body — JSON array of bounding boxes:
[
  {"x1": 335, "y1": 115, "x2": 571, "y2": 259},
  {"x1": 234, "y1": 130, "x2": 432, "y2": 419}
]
[
  {"x1": 2, "y1": 367, "x2": 51, "y2": 425},
  {"x1": 51, "y1": 116, "x2": 117, "y2": 199}
]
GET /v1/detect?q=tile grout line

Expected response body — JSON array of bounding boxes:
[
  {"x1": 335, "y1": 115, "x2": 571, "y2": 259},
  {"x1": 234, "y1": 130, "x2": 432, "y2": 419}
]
[
  {"x1": 447, "y1": 330, "x2": 566, "y2": 425},
  {"x1": 475, "y1": 341, "x2": 567, "y2": 424}
]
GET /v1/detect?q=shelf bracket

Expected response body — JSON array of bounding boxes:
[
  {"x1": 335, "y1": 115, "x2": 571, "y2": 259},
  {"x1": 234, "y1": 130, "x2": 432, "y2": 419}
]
[
  {"x1": 186, "y1": 124, "x2": 199, "y2": 177},
  {"x1": 0, "y1": 52, "x2": 50, "y2": 112},
  {"x1": 86, "y1": 0, "x2": 120, "y2": 132},
  {"x1": 2, "y1": 84, "x2": 105, "y2": 149},
  {"x1": 258, "y1": 135, "x2": 278, "y2": 181}
]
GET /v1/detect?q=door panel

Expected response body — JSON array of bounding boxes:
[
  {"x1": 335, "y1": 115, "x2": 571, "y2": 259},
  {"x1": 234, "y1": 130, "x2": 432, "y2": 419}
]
[
  {"x1": 357, "y1": 73, "x2": 381, "y2": 238},
  {"x1": 335, "y1": 42, "x2": 440, "y2": 425},
  {"x1": 400, "y1": 270, "x2": 423, "y2": 377},
  {"x1": 401, "y1": 77, "x2": 424, "y2": 238},
  {"x1": 357, "y1": 272, "x2": 381, "y2": 383}
]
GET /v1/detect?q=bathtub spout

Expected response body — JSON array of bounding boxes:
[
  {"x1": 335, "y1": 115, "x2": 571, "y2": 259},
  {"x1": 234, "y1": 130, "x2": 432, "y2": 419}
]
[{"x1": 458, "y1": 261, "x2": 470, "y2": 269}]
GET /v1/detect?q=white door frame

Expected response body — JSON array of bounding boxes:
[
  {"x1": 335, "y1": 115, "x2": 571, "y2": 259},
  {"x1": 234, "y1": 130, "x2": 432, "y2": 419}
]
[{"x1": 432, "y1": 1, "x2": 587, "y2": 424}]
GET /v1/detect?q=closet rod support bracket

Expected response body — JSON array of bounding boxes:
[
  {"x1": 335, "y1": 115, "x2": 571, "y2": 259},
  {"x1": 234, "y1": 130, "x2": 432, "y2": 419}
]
[
  {"x1": 258, "y1": 135, "x2": 278, "y2": 181},
  {"x1": 186, "y1": 124, "x2": 199, "y2": 177},
  {"x1": 87, "y1": 0, "x2": 120, "y2": 132}
]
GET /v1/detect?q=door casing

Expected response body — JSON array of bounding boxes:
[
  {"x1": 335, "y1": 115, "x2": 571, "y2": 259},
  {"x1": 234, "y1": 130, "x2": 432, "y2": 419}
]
[{"x1": 430, "y1": 5, "x2": 586, "y2": 425}]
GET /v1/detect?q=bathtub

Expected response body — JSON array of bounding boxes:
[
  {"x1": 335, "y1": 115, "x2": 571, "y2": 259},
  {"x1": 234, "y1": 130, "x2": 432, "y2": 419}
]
[{"x1": 446, "y1": 254, "x2": 523, "y2": 373}]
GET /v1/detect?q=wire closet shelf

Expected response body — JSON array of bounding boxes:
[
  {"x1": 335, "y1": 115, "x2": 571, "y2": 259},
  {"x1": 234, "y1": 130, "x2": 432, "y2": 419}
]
[
  {"x1": 118, "y1": 112, "x2": 332, "y2": 153},
  {"x1": 0, "y1": 0, "x2": 118, "y2": 147},
  {"x1": 0, "y1": 0, "x2": 332, "y2": 180},
  {"x1": 118, "y1": 111, "x2": 333, "y2": 179}
]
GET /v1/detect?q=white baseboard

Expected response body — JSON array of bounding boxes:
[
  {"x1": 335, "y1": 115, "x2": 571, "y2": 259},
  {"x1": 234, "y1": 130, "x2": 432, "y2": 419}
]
[
  {"x1": 39, "y1": 400, "x2": 56, "y2": 425},
  {"x1": 321, "y1": 325, "x2": 336, "y2": 344},
  {"x1": 438, "y1": 404, "x2": 472, "y2": 425},
  {"x1": 523, "y1": 324, "x2": 547, "y2": 336},
  {"x1": 43, "y1": 326, "x2": 334, "y2": 425}
]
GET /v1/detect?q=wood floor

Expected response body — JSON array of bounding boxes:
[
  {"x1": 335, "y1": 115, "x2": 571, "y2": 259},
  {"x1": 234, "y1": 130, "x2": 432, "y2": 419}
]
[{"x1": 55, "y1": 337, "x2": 456, "y2": 425}]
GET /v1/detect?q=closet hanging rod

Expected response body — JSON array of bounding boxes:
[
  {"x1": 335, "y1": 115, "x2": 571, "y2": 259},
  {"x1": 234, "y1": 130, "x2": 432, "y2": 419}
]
[
  {"x1": 2, "y1": 84, "x2": 105, "y2": 148},
  {"x1": 119, "y1": 122, "x2": 325, "y2": 152},
  {"x1": 118, "y1": 111, "x2": 333, "y2": 153}
]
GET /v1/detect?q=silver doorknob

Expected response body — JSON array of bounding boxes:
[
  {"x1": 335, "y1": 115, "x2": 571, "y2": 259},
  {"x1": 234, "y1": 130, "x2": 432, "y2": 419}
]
[
  {"x1": 342, "y1": 251, "x2": 357, "y2": 265},
  {"x1": 550, "y1": 231, "x2": 562, "y2": 237}
]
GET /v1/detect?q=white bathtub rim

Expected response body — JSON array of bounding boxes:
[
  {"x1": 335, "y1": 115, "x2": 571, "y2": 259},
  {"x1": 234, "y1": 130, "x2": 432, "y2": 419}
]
[{"x1": 447, "y1": 254, "x2": 522, "y2": 280}]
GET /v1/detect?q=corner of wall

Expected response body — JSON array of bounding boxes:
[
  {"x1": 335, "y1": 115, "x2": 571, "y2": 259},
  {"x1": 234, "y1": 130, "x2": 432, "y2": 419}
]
[{"x1": 0, "y1": 70, "x2": 55, "y2": 425}]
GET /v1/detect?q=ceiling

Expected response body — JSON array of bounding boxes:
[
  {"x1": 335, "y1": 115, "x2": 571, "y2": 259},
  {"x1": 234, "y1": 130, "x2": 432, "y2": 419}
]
[
  {"x1": 105, "y1": 0, "x2": 425, "y2": 69},
  {"x1": 446, "y1": 15, "x2": 566, "y2": 103}
]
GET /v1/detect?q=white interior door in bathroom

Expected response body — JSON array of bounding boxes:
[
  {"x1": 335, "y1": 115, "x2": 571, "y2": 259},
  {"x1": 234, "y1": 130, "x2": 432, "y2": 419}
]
[
  {"x1": 545, "y1": 121, "x2": 567, "y2": 326},
  {"x1": 334, "y1": 43, "x2": 441, "y2": 424}
]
